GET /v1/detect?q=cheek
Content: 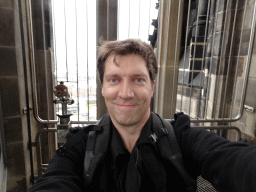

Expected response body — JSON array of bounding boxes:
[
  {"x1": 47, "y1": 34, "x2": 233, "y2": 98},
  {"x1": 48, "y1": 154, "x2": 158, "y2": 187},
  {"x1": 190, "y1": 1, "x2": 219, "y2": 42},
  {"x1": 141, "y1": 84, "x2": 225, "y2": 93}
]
[{"x1": 102, "y1": 87, "x2": 118, "y2": 100}]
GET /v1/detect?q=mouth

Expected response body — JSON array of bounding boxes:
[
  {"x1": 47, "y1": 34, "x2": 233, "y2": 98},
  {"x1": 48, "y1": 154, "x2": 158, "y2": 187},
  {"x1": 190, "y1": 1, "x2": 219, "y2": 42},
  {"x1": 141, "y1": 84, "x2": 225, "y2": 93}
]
[{"x1": 116, "y1": 104, "x2": 137, "y2": 110}]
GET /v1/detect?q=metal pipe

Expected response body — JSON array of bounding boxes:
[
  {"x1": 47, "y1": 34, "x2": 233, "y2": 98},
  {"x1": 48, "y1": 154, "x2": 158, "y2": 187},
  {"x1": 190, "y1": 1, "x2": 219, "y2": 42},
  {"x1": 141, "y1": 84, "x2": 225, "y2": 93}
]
[
  {"x1": 64, "y1": 0, "x2": 69, "y2": 82},
  {"x1": 36, "y1": 124, "x2": 241, "y2": 173},
  {"x1": 147, "y1": 0, "x2": 152, "y2": 42},
  {"x1": 236, "y1": 0, "x2": 256, "y2": 119},
  {"x1": 26, "y1": 0, "x2": 58, "y2": 124},
  {"x1": 138, "y1": 0, "x2": 141, "y2": 38},
  {"x1": 117, "y1": 0, "x2": 120, "y2": 40},
  {"x1": 229, "y1": 0, "x2": 248, "y2": 118},
  {"x1": 107, "y1": 0, "x2": 110, "y2": 41},
  {"x1": 41, "y1": 0, "x2": 51, "y2": 122},
  {"x1": 18, "y1": 0, "x2": 35, "y2": 183},
  {"x1": 52, "y1": 0, "x2": 58, "y2": 85},
  {"x1": 86, "y1": 0, "x2": 90, "y2": 121},
  {"x1": 128, "y1": 0, "x2": 131, "y2": 38},
  {"x1": 36, "y1": 128, "x2": 57, "y2": 177},
  {"x1": 75, "y1": 0, "x2": 80, "y2": 121},
  {"x1": 0, "y1": 93, "x2": 7, "y2": 191},
  {"x1": 165, "y1": 117, "x2": 244, "y2": 123},
  {"x1": 71, "y1": 120, "x2": 97, "y2": 124}
]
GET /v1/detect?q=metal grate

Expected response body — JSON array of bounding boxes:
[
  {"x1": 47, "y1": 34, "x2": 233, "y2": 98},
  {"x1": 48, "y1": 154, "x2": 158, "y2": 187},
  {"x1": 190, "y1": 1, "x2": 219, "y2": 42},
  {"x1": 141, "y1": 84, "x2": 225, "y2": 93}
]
[
  {"x1": 156, "y1": 0, "x2": 256, "y2": 124},
  {"x1": 197, "y1": 176, "x2": 218, "y2": 192},
  {"x1": 50, "y1": 0, "x2": 159, "y2": 126},
  {"x1": 176, "y1": 0, "x2": 256, "y2": 122}
]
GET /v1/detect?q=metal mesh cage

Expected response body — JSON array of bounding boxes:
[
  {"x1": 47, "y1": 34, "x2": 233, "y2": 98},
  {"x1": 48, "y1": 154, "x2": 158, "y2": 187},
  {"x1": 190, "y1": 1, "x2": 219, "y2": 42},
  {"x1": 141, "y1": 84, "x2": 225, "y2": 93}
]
[{"x1": 197, "y1": 176, "x2": 218, "y2": 192}]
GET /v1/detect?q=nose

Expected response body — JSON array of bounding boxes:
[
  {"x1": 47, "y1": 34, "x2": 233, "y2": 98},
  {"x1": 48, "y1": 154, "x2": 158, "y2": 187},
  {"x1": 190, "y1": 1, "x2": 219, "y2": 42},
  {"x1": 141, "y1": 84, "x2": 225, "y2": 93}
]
[{"x1": 119, "y1": 80, "x2": 134, "y2": 99}]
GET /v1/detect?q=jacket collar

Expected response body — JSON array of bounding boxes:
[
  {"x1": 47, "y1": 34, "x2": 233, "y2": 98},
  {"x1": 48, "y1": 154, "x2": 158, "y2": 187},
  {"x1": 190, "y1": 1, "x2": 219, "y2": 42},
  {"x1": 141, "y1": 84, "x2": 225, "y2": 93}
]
[{"x1": 110, "y1": 115, "x2": 153, "y2": 165}]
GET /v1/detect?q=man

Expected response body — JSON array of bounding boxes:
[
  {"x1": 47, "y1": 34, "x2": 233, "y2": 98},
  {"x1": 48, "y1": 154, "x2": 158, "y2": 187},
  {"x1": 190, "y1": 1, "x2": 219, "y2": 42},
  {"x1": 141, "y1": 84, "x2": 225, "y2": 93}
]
[{"x1": 28, "y1": 39, "x2": 256, "y2": 192}]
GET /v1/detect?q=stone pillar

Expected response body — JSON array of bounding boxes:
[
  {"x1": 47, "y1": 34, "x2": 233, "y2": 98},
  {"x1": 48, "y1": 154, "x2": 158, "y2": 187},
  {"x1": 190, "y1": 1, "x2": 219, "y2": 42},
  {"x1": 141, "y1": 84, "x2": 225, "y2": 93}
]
[
  {"x1": 0, "y1": 0, "x2": 35, "y2": 190},
  {"x1": 154, "y1": 0, "x2": 184, "y2": 118},
  {"x1": 96, "y1": 0, "x2": 117, "y2": 119}
]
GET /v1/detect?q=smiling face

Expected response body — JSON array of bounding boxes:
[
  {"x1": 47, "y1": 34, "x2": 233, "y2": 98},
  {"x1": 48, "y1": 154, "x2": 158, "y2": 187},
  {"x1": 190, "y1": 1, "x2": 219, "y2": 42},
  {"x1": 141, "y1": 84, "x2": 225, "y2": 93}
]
[{"x1": 101, "y1": 54, "x2": 155, "y2": 129}]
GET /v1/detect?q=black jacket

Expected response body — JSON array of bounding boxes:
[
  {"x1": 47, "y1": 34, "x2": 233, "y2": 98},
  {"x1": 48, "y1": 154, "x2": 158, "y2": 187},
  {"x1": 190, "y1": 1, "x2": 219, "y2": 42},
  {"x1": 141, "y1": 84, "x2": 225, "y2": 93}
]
[{"x1": 28, "y1": 112, "x2": 256, "y2": 192}]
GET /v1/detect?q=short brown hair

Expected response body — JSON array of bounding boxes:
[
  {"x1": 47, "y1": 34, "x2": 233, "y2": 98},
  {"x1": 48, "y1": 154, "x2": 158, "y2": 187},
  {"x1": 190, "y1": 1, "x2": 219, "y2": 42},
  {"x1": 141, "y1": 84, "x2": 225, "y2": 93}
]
[{"x1": 97, "y1": 39, "x2": 157, "y2": 84}]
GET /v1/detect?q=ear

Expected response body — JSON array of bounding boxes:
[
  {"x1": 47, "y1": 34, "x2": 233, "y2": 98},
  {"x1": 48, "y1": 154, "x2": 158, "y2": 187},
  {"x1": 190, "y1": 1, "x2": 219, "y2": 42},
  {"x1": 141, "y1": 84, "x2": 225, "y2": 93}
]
[
  {"x1": 151, "y1": 80, "x2": 156, "y2": 97},
  {"x1": 101, "y1": 88, "x2": 105, "y2": 97}
]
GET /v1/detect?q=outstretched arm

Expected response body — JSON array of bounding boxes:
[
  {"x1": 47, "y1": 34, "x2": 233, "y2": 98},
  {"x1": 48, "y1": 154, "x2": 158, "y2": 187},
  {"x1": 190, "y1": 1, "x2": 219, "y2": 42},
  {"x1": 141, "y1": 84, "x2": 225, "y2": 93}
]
[
  {"x1": 27, "y1": 129, "x2": 87, "y2": 192},
  {"x1": 172, "y1": 113, "x2": 256, "y2": 192}
]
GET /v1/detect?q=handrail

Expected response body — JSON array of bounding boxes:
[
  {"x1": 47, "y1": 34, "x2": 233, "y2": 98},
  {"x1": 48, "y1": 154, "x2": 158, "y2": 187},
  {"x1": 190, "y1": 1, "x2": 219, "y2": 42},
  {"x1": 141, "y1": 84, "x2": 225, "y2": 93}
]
[{"x1": 35, "y1": 125, "x2": 242, "y2": 177}]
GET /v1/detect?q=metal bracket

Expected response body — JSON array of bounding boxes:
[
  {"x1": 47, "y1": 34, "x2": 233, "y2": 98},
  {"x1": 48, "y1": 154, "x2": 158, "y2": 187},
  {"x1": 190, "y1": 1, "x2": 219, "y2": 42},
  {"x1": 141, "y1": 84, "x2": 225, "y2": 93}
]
[
  {"x1": 23, "y1": 107, "x2": 33, "y2": 114},
  {"x1": 244, "y1": 105, "x2": 255, "y2": 113}
]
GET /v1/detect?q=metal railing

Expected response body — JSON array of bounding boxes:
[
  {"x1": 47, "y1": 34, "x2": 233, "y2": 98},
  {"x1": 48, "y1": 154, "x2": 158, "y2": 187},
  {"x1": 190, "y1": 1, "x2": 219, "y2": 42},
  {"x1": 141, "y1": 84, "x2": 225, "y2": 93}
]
[
  {"x1": 27, "y1": 0, "x2": 255, "y2": 179},
  {"x1": 156, "y1": 0, "x2": 256, "y2": 123},
  {"x1": 35, "y1": 124, "x2": 242, "y2": 177}
]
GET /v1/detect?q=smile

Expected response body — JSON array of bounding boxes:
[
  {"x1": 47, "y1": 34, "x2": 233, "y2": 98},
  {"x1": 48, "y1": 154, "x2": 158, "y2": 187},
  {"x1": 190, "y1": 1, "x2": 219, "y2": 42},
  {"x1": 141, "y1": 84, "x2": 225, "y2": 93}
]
[{"x1": 117, "y1": 104, "x2": 136, "y2": 110}]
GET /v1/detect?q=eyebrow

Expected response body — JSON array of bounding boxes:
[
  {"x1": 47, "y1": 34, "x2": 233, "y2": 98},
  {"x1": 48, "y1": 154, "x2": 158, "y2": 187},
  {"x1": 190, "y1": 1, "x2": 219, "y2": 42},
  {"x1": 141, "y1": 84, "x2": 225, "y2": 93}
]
[{"x1": 104, "y1": 73, "x2": 148, "y2": 79}]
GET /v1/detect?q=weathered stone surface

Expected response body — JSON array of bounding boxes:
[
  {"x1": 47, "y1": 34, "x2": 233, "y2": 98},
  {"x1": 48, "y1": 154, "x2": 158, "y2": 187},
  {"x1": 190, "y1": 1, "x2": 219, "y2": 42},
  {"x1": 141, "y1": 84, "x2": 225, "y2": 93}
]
[{"x1": 0, "y1": 77, "x2": 21, "y2": 118}]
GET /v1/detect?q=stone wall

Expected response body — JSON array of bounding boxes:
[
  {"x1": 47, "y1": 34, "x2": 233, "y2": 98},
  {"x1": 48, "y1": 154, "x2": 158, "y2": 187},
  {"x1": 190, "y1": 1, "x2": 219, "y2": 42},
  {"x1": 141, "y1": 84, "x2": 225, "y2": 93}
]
[
  {"x1": 176, "y1": 0, "x2": 256, "y2": 140},
  {"x1": 0, "y1": 0, "x2": 56, "y2": 190},
  {"x1": 0, "y1": 0, "x2": 32, "y2": 191}
]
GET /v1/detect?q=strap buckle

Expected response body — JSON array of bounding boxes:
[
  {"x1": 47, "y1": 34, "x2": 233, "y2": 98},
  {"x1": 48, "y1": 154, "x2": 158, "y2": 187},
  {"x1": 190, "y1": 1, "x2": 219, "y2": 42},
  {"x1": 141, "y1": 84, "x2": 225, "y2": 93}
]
[{"x1": 149, "y1": 133, "x2": 158, "y2": 144}]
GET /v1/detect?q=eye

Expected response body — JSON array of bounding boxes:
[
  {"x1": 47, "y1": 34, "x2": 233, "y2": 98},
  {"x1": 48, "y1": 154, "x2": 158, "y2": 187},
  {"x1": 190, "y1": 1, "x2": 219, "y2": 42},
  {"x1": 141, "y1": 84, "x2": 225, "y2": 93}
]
[
  {"x1": 135, "y1": 78, "x2": 144, "y2": 83},
  {"x1": 110, "y1": 79, "x2": 117, "y2": 83}
]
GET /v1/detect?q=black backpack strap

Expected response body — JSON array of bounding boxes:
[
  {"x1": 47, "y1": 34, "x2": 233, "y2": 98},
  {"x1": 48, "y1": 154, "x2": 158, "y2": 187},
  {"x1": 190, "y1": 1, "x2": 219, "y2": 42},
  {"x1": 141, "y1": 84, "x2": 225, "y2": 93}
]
[
  {"x1": 83, "y1": 114, "x2": 112, "y2": 186},
  {"x1": 150, "y1": 112, "x2": 196, "y2": 192},
  {"x1": 84, "y1": 125, "x2": 102, "y2": 178}
]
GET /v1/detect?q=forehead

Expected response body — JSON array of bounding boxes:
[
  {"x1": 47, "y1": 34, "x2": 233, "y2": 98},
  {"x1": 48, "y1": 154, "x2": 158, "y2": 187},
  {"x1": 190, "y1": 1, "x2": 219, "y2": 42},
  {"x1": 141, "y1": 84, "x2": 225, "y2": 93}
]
[{"x1": 104, "y1": 54, "x2": 149, "y2": 76}]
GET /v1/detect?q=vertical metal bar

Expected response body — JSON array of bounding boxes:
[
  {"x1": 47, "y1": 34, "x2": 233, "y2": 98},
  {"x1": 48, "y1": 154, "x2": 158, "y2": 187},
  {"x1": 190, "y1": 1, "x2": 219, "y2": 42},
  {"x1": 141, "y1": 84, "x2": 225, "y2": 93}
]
[
  {"x1": 138, "y1": 0, "x2": 141, "y2": 38},
  {"x1": 41, "y1": 0, "x2": 50, "y2": 122},
  {"x1": 26, "y1": 0, "x2": 58, "y2": 124},
  {"x1": 170, "y1": 0, "x2": 182, "y2": 117},
  {"x1": 117, "y1": 0, "x2": 120, "y2": 40},
  {"x1": 221, "y1": 0, "x2": 239, "y2": 118},
  {"x1": 128, "y1": 0, "x2": 131, "y2": 38},
  {"x1": 52, "y1": 0, "x2": 60, "y2": 114},
  {"x1": 189, "y1": 0, "x2": 202, "y2": 116},
  {"x1": 36, "y1": 132, "x2": 42, "y2": 177},
  {"x1": 198, "y1": 0, "x2": 211, "y2": 120},
  {"x1": 75, "y1": 0, "x2": 80, "y2": 121},
  {"x1": 52, "y1": 0, "x2": 58, "y2": 84},
  {"x1": 205, "y1": 0, "x2": 221, "y2": 119},
  {"x1": 237, "y1": 0, "x2": 256, "y2": 117},
  {"x1": 180, "y1": 0, "x2": 192, "y2": 112},
  {"x1": 18, "y1": 0, "x2": 35, "y2": 183},
  {"x1": 147, "y1": 0, "x2": 152, "y2": 43},
  {"x1": 227, "y1": 128, "x2": 230, "y2": 140},
  {"x1": 230, "y1": 0, "x2": 248, "y2": 118},
  {"x1": 212, "y1": 0, "x2": 231, "y2": 119},
  {"x1": 86, "y1": 0, "x2": 90, "y2": 121},
  {"x1": 107, "y1": 0, "x2": 110, "y2": 41},
  {"x1": 64, "y1": 0, "x2": 68, "y2": 81}
]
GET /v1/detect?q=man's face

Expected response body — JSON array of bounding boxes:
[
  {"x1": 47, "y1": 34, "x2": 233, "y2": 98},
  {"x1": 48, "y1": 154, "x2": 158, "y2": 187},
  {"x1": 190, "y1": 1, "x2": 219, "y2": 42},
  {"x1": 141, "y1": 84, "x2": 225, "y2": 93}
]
[{"x1": 101, "y1": 54, "x2": 155, "y2": 127}]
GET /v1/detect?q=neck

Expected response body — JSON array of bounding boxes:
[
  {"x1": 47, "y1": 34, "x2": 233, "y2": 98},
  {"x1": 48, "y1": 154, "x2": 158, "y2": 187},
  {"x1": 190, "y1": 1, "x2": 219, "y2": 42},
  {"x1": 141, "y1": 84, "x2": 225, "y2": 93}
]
[{"x1": 111, "y1": 113, "x2": 150, "y2": 153}]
